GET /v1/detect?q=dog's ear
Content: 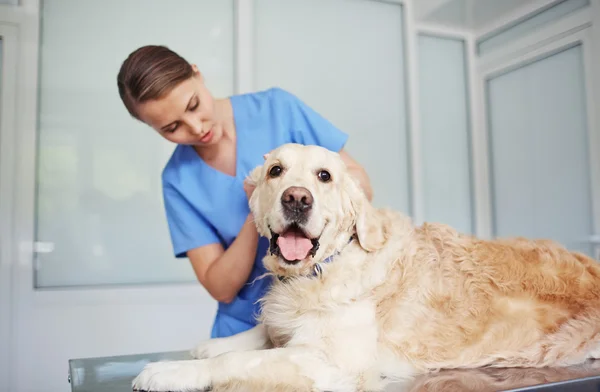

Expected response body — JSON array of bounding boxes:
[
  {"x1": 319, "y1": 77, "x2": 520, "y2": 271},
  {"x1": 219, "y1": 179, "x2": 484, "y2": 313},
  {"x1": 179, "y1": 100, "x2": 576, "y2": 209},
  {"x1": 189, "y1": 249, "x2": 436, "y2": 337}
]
[
  {"x1": 355, "y1": 198, "x2": 387, "y2": 252},
  {"x1": 246, "y1": 165, "x2": 265, "y2": 232},
  {"x1": 247, "y1": 165, "x2": 262, "y2": 187},
  {"x1": 347, "y1": 178, "x2": 386, "y2": 252}
]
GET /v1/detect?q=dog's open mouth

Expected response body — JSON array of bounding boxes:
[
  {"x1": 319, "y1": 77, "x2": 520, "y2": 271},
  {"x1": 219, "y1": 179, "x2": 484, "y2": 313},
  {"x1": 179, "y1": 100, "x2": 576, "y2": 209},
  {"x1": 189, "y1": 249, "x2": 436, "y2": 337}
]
[{"x1": 270, "y1": 223, "x2": 320, "y2": 264}]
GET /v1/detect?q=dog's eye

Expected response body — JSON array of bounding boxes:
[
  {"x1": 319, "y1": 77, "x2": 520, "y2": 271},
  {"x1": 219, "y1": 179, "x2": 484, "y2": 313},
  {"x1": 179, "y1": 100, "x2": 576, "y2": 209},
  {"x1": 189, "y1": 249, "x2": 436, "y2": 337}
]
[
  {"x1": 269, "y1": 165, "x2": 283, "y2": 178},
  {"x1": 317, "y1": 170, "x2": 331, "y2": 182}
]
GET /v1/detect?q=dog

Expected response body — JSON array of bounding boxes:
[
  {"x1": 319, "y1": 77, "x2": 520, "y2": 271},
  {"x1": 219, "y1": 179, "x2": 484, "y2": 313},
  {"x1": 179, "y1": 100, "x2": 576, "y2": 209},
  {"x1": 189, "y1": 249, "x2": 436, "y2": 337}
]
[{"x1": 132, "y1": 143, "x2": 600, "y2": 392}]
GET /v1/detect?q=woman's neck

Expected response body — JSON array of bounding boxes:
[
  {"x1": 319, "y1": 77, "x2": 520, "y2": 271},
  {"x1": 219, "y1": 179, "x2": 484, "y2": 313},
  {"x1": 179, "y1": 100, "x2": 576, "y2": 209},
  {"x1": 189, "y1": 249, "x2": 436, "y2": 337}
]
[{"x1": 214, "y1": 97, "x2": 234, "y2": 130}]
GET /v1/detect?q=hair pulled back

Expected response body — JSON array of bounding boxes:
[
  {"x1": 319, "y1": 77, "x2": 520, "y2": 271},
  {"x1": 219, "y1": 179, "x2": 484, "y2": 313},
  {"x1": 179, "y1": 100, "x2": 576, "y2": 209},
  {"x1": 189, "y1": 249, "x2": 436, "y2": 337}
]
[{"x1": 117, "y1": 45, "x2": 193, "y2": 119}]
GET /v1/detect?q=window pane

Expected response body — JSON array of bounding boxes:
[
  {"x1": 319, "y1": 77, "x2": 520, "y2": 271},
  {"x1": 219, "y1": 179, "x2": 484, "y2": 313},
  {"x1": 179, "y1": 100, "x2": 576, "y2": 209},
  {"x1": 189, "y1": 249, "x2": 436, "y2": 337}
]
[
  {"x1": 35, "y1": 0, "x2": 235, "y2": 287},
  {"x1": 418, "y1": 35, "x2": 473, "y2": 234},
  {"x1": 0, "y1": 37, "x2": 2, "y2": 138},
  {"x1": 254, "y1": 0, "x2": 411, "y2": 214},
  {"x1": 487, "y1": 45, "x2": 594, "y2": 255}
]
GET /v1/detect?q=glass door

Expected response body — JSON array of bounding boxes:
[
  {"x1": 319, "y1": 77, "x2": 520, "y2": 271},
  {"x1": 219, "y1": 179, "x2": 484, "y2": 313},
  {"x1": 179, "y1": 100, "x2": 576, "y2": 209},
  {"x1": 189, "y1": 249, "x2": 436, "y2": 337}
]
[
  {"x1": 0, "y1": 34, "x2": 8, "y2": 392},
  {"x1": 0, "y1": 22, "x2": 19, "y2": 391},
  {"x1": 486, "y1": 39, "x2": 599, "y2": 258}
]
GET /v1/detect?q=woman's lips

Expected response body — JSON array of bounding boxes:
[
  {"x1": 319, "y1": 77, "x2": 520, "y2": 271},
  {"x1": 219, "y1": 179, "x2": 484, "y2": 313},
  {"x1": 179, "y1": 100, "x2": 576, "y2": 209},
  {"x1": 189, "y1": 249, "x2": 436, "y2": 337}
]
[{"x1": 199, "y1": 129, "x2": 213, "y2": 143}]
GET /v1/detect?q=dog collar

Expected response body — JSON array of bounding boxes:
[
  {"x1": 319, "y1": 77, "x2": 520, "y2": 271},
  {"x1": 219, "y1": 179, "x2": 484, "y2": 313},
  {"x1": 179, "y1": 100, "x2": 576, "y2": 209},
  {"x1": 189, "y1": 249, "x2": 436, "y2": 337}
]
[{"x1": 277, "y1": 236, "x2": 355, "y2": 283}]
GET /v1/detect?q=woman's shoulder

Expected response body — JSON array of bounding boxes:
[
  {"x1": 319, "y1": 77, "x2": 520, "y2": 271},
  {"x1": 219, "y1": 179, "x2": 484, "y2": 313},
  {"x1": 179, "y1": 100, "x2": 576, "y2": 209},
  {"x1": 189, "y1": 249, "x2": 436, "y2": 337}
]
[
  {"x1": 231, "y1": 86, "x2": 299, "y2": 109},
  {"x1": 228, "y1": 87, "x2": 301, "y2": 130},
  {"x1": 265, "y1": 86, "x2": 301, "y2": 106}
]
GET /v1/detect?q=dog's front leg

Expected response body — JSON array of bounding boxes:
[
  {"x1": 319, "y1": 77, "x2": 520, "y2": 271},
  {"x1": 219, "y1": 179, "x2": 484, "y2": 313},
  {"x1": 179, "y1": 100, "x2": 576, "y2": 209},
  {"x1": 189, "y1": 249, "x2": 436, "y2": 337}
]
[
  {"x1": 191, "y1": 324, "x2": 272, "y2": 359},
  {"x1": 132, "y1": 346, "x2": 354, "y2": 392}
]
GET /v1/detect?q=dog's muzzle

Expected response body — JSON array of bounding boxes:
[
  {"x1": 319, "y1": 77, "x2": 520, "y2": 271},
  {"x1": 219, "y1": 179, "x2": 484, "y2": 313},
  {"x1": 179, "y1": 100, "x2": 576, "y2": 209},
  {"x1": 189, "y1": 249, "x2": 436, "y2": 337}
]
[
  {"x1": 281, "y1": 186, "x2": 313, "y2": 224},
  {"x1": 269, "y1": 186, "x2": 318, "y2": 264}
]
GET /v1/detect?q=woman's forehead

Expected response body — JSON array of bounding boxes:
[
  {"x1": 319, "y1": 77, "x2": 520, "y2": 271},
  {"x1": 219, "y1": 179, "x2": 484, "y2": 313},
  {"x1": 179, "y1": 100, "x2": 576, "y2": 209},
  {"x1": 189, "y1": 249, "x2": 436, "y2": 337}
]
[{"x1": 136, "y1": 79, "x2": 197, "y2": 127}]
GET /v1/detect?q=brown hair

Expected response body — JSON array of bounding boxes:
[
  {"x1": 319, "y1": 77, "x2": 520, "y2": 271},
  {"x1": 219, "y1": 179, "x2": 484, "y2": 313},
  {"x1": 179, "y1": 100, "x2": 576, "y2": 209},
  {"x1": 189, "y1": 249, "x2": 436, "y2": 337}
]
[{"x1": 117, "y1": 45, "x2": 194, "y2": 120}]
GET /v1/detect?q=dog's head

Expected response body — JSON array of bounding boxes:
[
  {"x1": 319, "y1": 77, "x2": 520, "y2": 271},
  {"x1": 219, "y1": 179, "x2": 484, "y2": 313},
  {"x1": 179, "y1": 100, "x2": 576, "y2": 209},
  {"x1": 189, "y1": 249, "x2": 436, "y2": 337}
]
[{"x1": 247, "y1": 143, "x2": 386, "y2": 276}]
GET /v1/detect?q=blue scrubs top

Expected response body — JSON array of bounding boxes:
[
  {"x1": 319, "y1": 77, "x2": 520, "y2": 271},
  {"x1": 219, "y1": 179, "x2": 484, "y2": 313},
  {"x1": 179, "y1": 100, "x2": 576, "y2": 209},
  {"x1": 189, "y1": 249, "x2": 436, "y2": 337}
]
[{"x1": 161, "y1": 87, "x2": 349, "y2": 338}]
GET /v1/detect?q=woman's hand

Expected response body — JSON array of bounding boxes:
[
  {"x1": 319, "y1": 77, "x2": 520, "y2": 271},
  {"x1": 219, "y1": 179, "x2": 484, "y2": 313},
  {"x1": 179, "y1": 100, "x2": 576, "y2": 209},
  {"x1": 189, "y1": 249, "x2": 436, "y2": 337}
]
[{"x1": 243, "y1": 153, "x2": 268, "y2": 201}]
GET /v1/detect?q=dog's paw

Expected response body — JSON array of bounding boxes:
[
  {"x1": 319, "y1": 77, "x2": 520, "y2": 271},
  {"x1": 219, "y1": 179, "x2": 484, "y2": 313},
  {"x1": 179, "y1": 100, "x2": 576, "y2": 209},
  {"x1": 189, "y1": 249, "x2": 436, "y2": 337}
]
[
  {"x1": 131, "y1": 359, "x2": 210, "y2": 392},
  {"x1": 190, "y1": 338, "x2": 235, "y2": 359}
]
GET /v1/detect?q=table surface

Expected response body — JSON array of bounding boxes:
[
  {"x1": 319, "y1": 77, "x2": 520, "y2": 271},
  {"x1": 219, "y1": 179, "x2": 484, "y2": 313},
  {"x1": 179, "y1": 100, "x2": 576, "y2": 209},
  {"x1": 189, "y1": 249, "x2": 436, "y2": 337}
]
[{"x1": 68, "y1": 351, "x2": 600, "y2": 392}]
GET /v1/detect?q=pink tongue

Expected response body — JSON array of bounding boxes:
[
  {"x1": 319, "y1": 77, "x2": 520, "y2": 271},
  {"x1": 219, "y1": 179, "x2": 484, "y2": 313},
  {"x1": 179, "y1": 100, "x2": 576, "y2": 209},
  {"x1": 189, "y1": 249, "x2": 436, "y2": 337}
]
[{"x1": 277, "y1": 231, "x2": 313, "y2": 261}]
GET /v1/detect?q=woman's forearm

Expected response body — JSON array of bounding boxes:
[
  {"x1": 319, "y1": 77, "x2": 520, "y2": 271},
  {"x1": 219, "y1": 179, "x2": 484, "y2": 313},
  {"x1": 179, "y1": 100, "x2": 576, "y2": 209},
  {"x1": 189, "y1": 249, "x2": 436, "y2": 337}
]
[{"x1": 203, "y1": 214, "x2": 259, "y2": 303}]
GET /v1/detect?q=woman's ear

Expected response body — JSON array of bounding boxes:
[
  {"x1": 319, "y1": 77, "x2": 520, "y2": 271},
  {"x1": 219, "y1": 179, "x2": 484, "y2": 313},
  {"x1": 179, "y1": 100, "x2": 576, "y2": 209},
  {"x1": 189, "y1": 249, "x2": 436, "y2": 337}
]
[{"x1": 191, "y1": 64, "x2": 204, "y2": 81}]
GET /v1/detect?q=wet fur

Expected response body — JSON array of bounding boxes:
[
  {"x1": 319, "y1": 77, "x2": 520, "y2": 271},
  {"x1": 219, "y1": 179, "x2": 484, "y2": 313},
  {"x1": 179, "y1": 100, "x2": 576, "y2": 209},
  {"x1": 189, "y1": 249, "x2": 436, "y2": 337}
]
[{"x1": 132, "y1": 143, "x2": 600, "y2": 392}]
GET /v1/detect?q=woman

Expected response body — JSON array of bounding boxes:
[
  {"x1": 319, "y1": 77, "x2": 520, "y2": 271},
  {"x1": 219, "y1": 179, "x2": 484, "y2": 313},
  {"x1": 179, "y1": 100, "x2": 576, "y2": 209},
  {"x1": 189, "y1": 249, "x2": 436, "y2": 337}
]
[{"x1": 117, "y1": 45, "x2": 373, "y2": 338}]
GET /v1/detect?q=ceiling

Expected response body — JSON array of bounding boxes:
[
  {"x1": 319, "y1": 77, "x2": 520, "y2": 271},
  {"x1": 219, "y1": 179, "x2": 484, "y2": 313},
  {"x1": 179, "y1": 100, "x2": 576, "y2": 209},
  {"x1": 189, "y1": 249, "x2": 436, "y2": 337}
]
[{"x1": 415, "y1": 0, "x2": 545, "y2": 33}]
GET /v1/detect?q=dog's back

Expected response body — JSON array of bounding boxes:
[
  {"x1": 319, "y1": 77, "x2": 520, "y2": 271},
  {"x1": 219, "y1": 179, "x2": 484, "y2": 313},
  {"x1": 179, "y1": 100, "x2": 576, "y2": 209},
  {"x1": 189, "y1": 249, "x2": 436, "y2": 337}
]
[{"x1": 375, "y1": 219, "x2": 600, "y2": 372}]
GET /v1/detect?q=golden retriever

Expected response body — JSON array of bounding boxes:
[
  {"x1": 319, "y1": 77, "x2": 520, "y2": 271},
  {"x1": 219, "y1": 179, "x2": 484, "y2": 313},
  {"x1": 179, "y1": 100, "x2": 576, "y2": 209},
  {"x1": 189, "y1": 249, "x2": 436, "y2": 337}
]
[{"x1": 132, "y1": 143, "x2": 600, "y2": 392}]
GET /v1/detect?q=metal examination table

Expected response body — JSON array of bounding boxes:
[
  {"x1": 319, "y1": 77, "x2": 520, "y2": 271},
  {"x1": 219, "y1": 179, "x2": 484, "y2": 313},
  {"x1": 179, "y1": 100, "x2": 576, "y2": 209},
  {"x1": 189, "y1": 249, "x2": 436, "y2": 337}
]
[{"x1": 68, "y1": 351, "x2": 600, "y2": 392}]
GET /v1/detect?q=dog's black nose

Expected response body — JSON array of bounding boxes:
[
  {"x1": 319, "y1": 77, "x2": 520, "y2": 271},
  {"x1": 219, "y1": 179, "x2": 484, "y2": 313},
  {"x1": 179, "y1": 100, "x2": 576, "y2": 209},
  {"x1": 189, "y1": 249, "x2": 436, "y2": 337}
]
[{"x1": 281, "y1": 186, "x2": 313, "y2": 213}]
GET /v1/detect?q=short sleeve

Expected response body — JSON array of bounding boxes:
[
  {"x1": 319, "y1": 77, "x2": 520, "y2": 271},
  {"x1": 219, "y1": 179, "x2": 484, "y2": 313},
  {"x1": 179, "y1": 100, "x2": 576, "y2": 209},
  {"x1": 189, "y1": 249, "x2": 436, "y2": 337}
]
[
  {"x1": 272, "y1": 88, "x2": 349, "y2": 152},
  {"x1": 162, "y1": 183, "x2": 221, "y2": 258}
]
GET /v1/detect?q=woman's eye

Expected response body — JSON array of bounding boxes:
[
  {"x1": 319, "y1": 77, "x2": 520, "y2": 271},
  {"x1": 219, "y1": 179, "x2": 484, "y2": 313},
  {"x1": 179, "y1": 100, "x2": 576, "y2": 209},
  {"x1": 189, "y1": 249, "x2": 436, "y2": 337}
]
[
  {"x1": 318, "y1": 170, "x2": 331, "y2": 182},
  {"x1": 189, "y1": 101, "x2": 199, "y2": 111},
  {"x1": 269, "y1": 165, "x2": 282, "y2": 178}
]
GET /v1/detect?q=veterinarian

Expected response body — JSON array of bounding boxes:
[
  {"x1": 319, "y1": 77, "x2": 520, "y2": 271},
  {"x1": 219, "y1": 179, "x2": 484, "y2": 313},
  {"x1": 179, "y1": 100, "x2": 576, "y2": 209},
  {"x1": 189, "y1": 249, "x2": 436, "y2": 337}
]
[{"x1": 117, "y1": 45, "x2": 373, "y2": 339}]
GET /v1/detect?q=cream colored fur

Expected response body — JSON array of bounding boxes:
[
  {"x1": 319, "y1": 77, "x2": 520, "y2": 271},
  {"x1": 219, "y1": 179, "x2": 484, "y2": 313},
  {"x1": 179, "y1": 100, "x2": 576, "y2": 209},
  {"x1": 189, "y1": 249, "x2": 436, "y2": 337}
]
[{"x1": 133, "y1": 143, "x2": 600, "y2": 392}]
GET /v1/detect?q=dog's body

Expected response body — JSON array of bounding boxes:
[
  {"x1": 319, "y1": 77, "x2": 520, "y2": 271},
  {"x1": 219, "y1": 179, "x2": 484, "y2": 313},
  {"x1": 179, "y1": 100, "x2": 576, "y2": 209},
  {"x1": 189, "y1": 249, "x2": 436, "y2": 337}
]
[{"x1": 133, "y1": 144, "x2": 600, "y2": 392}]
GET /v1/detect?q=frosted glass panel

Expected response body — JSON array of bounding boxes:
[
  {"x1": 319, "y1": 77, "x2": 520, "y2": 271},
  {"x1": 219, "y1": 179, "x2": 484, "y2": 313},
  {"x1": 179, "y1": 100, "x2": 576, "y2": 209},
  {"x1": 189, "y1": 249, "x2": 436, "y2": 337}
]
[
  {"x1": 478, "y1": 0, "x2": 590, "y2": 55},
  {"x1": 35, "y1": 0, "x2": 234, "y2": 287},
  {"x1": 487, "y1": 45, "x2": 593, "y2": 255},
  {"x1": 0, "y1": 38, "x2": 2, "y2": 135},
  {"x1": 254, "y1": 0, "x2": 410, "y2": 214},
  {"x1": 418, "y1": 35, "x2": 473, "y2": 234}
]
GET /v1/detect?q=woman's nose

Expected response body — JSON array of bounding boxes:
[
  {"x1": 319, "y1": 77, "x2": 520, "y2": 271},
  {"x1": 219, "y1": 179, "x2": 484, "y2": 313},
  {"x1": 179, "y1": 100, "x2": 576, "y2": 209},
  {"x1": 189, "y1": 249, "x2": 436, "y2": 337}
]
[{"x1": 189, "y1": 120, "x2": 203, "y2": 135}]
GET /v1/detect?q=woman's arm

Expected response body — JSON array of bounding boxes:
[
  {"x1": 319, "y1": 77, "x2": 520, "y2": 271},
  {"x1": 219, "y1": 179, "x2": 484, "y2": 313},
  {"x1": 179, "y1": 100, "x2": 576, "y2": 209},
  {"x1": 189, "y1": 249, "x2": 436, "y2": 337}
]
[
  {"x1": 186, "y1": 180, "x2": 261, "y2": 303},
  {"x1": 187, "y1": 213, "x2": 258, "y2": 303},
  {"x1": 339, "y1": 149, "x2": 373, "y2": 201}
]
